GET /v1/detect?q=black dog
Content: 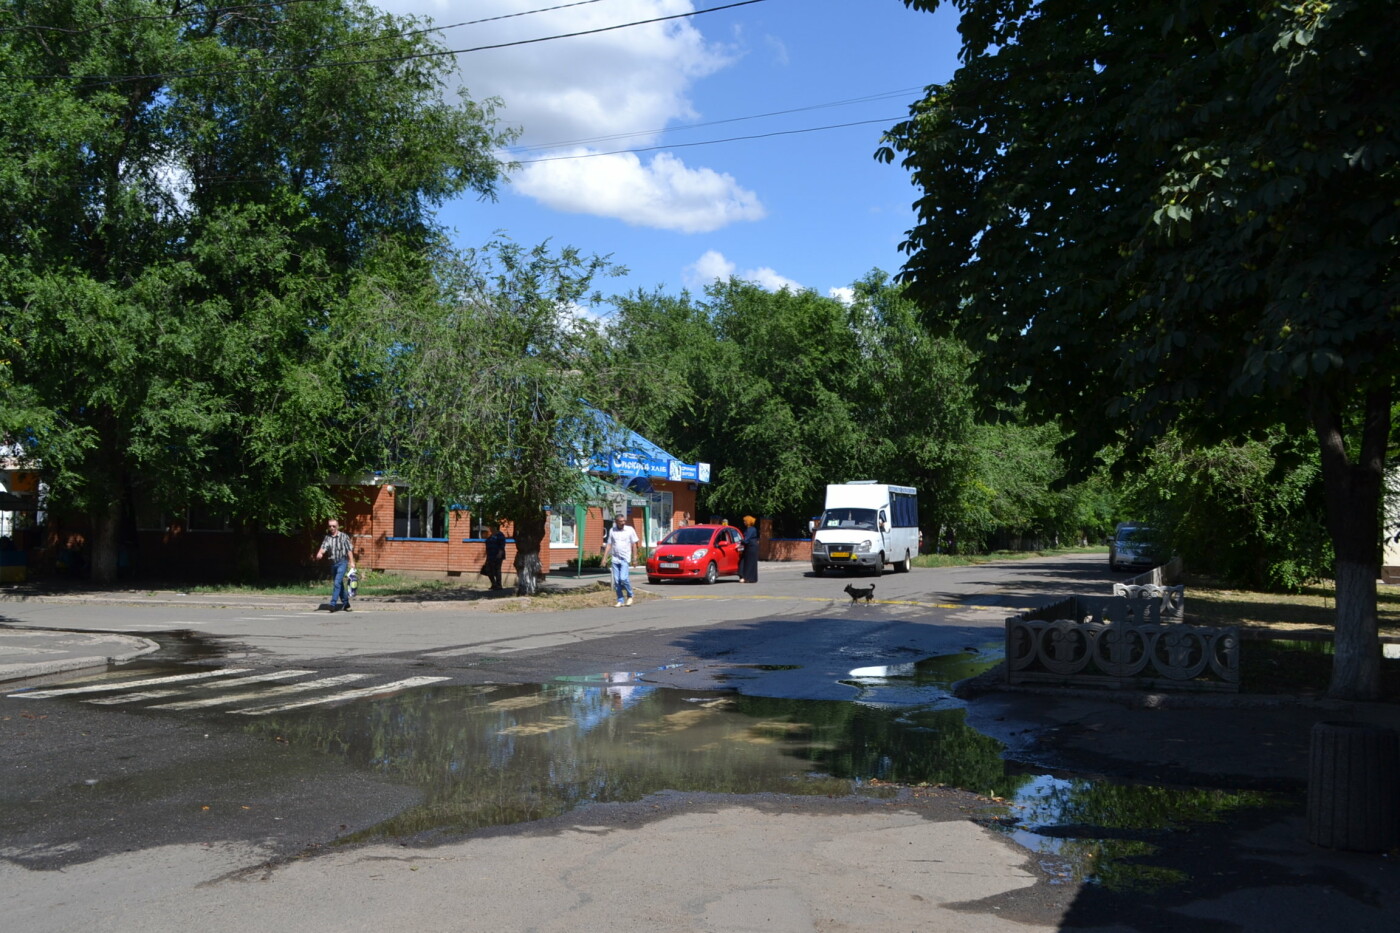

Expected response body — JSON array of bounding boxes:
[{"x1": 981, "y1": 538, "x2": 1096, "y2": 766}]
[{"x1": 844, "y1": 583, "x2": 875, "y2": 604}]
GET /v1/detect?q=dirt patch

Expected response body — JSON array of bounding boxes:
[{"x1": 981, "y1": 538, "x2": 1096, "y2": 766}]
[{"x1": 493, "y1": 581, "x2": 654, "y2": 612}]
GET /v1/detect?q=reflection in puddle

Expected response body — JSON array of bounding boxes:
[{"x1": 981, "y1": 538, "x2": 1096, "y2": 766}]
[
  {"x1": 986, "y1": 773, "x2": 1275, "y2": 892},
  {"x1": 843, "y1": 647, "x2": 1000, "y2": 708},
  {"x1": 236, "y1": 671, "x2": 1274, "y2": 893},
  {"x1": 242, "y1": 680, "x2": 1017, "y2": 842},
  {"x1": 31, "y1": 647, "x2": 1281, "y2": 892}
]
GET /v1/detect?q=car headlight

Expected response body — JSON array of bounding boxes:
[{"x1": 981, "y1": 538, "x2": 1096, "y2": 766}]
[
  {"x1": 690, "y1": 548, "x2": 709, "y2": 560},
  {"x1": 811, "y1": 541, "x2": 826, "y2": 553},
  {"x1": 854, "y1": 541, "x2": 872, "y2": 553}
]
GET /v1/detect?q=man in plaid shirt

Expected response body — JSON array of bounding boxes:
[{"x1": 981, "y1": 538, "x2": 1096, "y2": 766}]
[{"x1": 314, "y1": 519, "x2": 356, "y2": 612}]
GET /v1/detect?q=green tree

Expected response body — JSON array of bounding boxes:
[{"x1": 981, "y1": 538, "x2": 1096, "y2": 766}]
[
  {"x1": 364, "y1": 238, "x2": 628, "y2": 595},
  {"x1": 608, "y1": 275, "x2": 978, "y2": 534},
  {"x1": 880, "y1": 1, "x2": 1398, "y2": 698},
  {"x1": 0, "y1": 0, "x2": 511, "y2": 581},
  {"x1": 1122, "y1": 429, "x2": 1331, "y2": 592}
]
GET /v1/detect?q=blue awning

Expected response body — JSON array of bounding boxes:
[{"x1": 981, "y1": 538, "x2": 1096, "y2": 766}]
[{"x1": 585, "y1": 408, "x2": 710, "y2": 484}]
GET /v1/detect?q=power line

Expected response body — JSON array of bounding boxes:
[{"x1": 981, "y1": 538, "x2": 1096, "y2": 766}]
[
  {"x1": 0, "y1": 0, "x2": 606, "y2": 38},
  {"x1": 0, "y1": 0, "x2": 333, "y2": 36},
  {"x1": 214, "y1": 0, "x2": 623, "y2": 58},
  {"x1": 8, "y1": 0, "x2": 771, "y2": 86},
  {"x1": 512, "y1": 117, "x2": 907, "y2": 164},
  {"x1": 507, "y1": 88, "x2": 928, "y2": 155}
]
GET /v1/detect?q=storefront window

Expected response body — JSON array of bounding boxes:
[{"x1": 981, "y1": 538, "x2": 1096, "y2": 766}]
[
  {"x1": 549, "y1": 509, "x2": 577, "y2": 547},
  {"x1": 647, "y1": 491, "x2": 673, "y2": 544},
  {"x1": 393, "y1": 491, "x2": 446, "y2": 539}
]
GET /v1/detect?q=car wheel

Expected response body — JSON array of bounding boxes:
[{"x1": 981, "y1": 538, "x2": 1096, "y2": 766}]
[
  {"x1": 648, "y1": 576, "x2": 660, "y2": 585},
  {"x1": 703, "y1": 562, "x2": 718, "y2": 585},
  {"x1": 812, "y1": 564, "x2": 824, "y2": 577},
  {"x1": 896, "y1": 551, "x2": 911, "y2": 573}
]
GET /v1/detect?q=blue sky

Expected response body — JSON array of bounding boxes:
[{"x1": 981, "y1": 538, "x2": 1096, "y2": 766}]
[{"x1": 375, "y1": 0, "x2": 964, "y2": 303}]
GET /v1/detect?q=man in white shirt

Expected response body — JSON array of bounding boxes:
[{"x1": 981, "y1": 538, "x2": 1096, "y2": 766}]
[{"x1": 601, "y1": 513, "x2": 639, "y2": 608}]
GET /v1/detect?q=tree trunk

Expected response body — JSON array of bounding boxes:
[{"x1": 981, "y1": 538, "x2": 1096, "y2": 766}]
[
  {"x1": 233, "y1": 520, "x2": 260, "y2": 583},
  {"x1": 1311, "y1": 386, "x2": 1389, "y2": 701},
  {"x1": 89, "y1": 497, "x2": 120, "y2": 585},
  {"x1": 513, "y1": 510, "x2": 547, "y2": 596}
]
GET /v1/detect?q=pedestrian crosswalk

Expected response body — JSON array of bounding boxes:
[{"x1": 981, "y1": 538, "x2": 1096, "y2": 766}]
[{"x1": 5, "y1": 667, "x2": 449, "y2": 715}]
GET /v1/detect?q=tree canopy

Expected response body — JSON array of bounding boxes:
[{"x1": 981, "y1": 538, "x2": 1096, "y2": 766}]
[
  {"x1": 362, "y1": 238, "x2": 630, "y2": 595},
  {"x1": 608, "y1": 275, "x2": 978, "y2": 534},
  {"x1": 880, "y1": 0, "x2": 1398, "y2": 698},
  {"x1": 0, "y1": 0, "x2": 513, "y2": 580}
]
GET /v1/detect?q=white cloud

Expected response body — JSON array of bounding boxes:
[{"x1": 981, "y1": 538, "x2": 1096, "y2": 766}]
[
  {"x1": 747, "y1": 266, "x2": 804, "y2": 293},
  {"x1": 515, "y1": 151, "x2": 763, "y2": 233},
  {"x1": 764, "y1": 34, "x2": 790, "y2": 66},
  {"x1": 683, "y1": 250, "x2": 805, "y2": 293},
  {"x1": 375, "y1": 1, "x2": 764, "y2": 232},
  {"x1": 685, "y1": 249, "x2": 735, "y2": 287},
  {"x1": 828, "y1": 287, "x2": 856, "y2": 305}
]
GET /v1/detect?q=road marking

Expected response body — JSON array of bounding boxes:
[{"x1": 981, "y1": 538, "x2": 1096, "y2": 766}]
[
  {"x1": 194, "y1": 669, "x2": 319, "y2": 689},
  {"x1": 230, "y1": 676, "x2": 450, "y2": 715},
  {"x1": 86, "y1": 690, "x2": 187, "y2": 705},
  {"x1": 663, "y1": 593, "x2": 978, "y2": 610},
  {"x1": 8, "y1": 668, "x2": 253, "y2": 699},
  {"x1": 150, "y1": 673, "x2": 370, "y2": 710}
]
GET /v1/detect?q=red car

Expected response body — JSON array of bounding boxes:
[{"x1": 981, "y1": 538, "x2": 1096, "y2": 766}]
[{"x1": 645, "y1": 524, "x2": 744, "y2": 584}]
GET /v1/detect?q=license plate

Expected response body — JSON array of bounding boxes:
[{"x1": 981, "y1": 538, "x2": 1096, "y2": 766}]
[
  {"x1": 830, "y1": 552, "x2": 851, "y2": 559},
  {"x1": 660, "y1": 562, "x2": 680, "y2": 570}
]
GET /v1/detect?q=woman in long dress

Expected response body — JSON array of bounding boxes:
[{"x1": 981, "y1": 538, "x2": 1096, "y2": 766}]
[{"x1": 740, "y1": 515, "x2": 759, "y2": 583}]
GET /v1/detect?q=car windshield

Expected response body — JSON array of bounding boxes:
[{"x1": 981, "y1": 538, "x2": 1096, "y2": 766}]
[
  {"x1": 1117, "y1": 526, "x2": 1152, "y2": 544},
  {"x1": 663, "y1": 528, "x2": 714, "y2": 546},
  {"x1": 818, "y1": 508, "x2": 878, "y2": 531}
]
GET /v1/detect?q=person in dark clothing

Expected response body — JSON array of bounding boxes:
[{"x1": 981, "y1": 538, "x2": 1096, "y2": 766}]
[
  {"x1": 740, "y1": 514, "x2": 759, "y2": 583},
  {"x1": 482, "y1": 523, "x2": 507, "y2": 590}
]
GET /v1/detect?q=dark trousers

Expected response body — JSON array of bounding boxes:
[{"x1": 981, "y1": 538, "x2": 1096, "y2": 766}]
[{"x1": 483, "y1": 558, "x2": 504, "y2": 589}]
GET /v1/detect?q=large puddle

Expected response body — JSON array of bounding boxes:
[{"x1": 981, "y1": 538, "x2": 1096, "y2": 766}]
[
  {"x1": 9, "y1": 646, "x2": 1280, "y2": 891},
  {"x1": 236, "y1": 660, "x2": 1275, "y2": 890}
]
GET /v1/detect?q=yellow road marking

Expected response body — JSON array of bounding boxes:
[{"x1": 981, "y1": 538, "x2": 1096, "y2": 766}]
[{"x1": 661, "y1": 593, "x2": 1020, "y2": 612}]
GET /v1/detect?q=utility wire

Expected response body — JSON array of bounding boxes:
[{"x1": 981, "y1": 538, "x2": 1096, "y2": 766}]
[
  {"x1": 507, "y1": 88, "x2": 928, "y2": 154},
  {"x1": 513, "y1": 117, "x2": 907, "y2": 164},
  {"x1": 9, "y1": 0, "x2": 770, "y2": 86},
  {"x1": 0, "y1": 0, "x2": 606, "y2": 37},
  {"x1": 0, "y1": 0, "x2": 332, "y2": 35},
  {"x1": 33, "y1": 110, "x2": 908, "y2": 193}
]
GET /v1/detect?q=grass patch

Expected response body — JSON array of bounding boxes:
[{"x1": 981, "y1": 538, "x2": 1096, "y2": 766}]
[
  {"x1": 186, "y1": 571, "x2": 473, "y2": 599},
  {"x1": 185, "y1": 572, "x2": 649, "y2": 611},
  {"x1": 1184, "y1": 575, "x2": 1400, "y2": 636},
  {"x1": 1180, "y1": 576, "x2": 1400, "y2": 696},
  {"x1": 913, "y1": 546, "x2": 1106, "y2": 569}
]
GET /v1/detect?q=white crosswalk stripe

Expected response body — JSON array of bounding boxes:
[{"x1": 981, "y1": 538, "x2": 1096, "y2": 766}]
[
  {"x1": 230, "y1": 676, "x2": 450, "y2": 715},
  {"x1": 102, "y1": 670, "x2": 319, "y2": 708},
  {"x1": 8, "y1": 668, "x2": 254, "y2": 699},
  {"x1": 150, "y1": 674, "x2": 371, "y2": 710},
  {"x1": 7, "y1": 667, "x2": 450, "y2": 715},
  {"x1": 85, "y1": 690, "x2": 189, "y2": 705}
]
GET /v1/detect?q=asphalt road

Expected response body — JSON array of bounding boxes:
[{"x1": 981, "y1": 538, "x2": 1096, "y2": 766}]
[
  {"x1": 7, "y1": 553, "x2": 1397, "y2": 933},
  {"x1": 0, "y1": 553, "x2": 1107, "y2": 679}
]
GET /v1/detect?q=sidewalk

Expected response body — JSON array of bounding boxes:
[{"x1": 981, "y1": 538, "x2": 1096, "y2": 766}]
[
  {"x1": 0, "y1": 627, "x2": 158, "y2": 682},
  {"x1": 0, "y1": 569, "x2": 635, "y2": 684}
]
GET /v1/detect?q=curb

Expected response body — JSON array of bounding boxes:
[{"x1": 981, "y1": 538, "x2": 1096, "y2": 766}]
[{"x1": 0, "y1": 632, "x2": 160, "y2": 685}]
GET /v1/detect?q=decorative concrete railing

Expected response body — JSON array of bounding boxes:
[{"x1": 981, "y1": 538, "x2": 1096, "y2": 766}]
[
  {"x1": 1112, "y1": 582, "x2": 1185, "y2": 620},
  {"x1": 1123, "y1": 555, "x2": 1184, "y2": 588},
  {"x1": 1005, "y1": 594, "x2": 1239, "y2": 692}
]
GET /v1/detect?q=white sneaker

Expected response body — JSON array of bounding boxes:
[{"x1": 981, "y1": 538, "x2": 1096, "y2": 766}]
[
  {"x1": 615, "y1": 599, "x2": 625, "y2": 608},
  {"x1": 625, "y1": 596, "x2": 634, "y2": 606}
]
